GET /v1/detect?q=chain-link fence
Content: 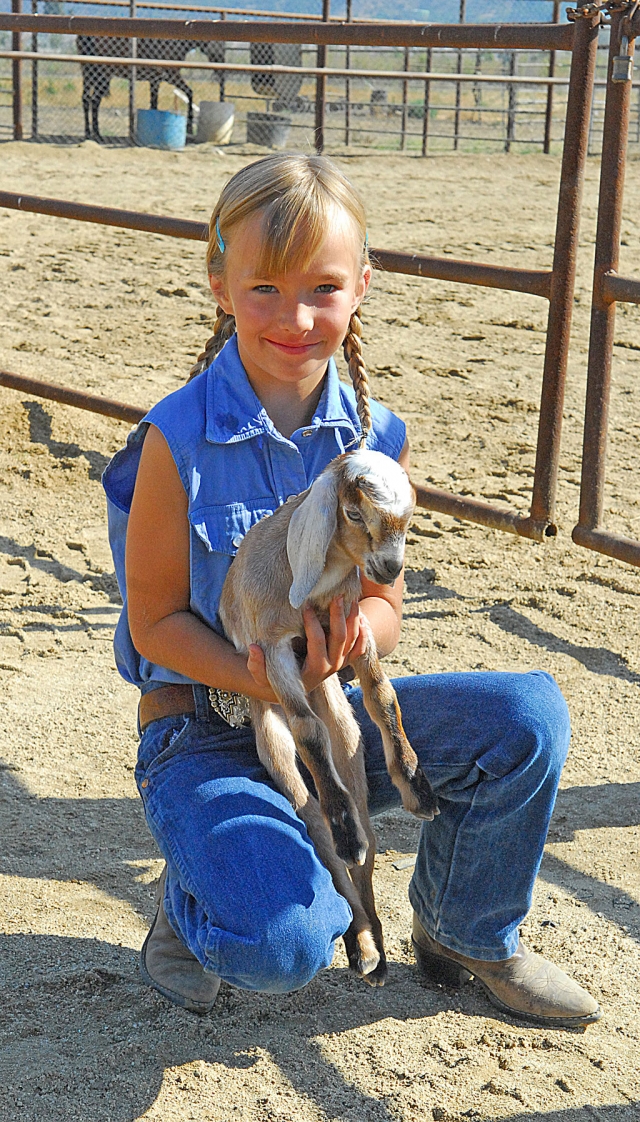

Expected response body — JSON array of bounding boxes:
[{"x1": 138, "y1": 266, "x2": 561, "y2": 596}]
[{"x1": 1, "y1": 0, "x2": 638, "y2": 152}]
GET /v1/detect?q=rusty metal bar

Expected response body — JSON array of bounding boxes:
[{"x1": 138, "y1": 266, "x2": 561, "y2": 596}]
[
  {"x1": 544, "y1": 0, "x2": 561, "y2": 154},
  {"x1": 0, "y1": 369, "x2": 146, "y2": 424},
  {"x1": 414, "y1": 484, "x2": 543, "y2": 539},
  {"x1": 0, "y1": 14, "x2": 577, "y2": 51},
  {"x1": 129, "y1": 0, "x2": 137, "y2": 144},
  {"x1": 421, "y1": 45, "x2": 431, "y2": 157},
  {"x1": 528, "y1": 8, "x2": 600, "y2": 537},
  {"x1": 30, "y1": 0, "x2": 37, "y2": 140},
  {"x1": 573, "y1": 8, "x2": 637, "y2": 560},
  {"x1": 0, "y1": 190, "x2": 553, "y2": 297},
  {"x1": 454, "y1": 0, "x2": 465, "y2": 151},
  {"x1": 315, "y1": 0, "x2": 330, "y2": 154},
  {"x1": 601, "y1": 271, "x2": 640, "y2": 304},
  {"x1": 344, "y1": 0, "x2": 351, "y2": 146},
  {"x1": 572, "y1": 525, "x2": 640, "y2": 566},
  {"x1": 12, "y1": 0, "x2": 22, "y2": 141}
]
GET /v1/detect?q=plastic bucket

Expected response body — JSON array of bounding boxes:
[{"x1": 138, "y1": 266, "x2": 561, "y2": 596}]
[
  {"x1": 246, "y1": 111, "x2": 291, "y2": 149},
  {"x1": 196, "y1": 101, "x2": 234, "y2": 145},
  {"x1": 136, "y1": 109, "x2": 186, "y2": 150}
]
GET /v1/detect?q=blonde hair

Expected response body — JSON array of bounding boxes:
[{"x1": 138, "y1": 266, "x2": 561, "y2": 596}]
[{"x1": 189, "y1": 153, "x2": 372, "y2": 446}]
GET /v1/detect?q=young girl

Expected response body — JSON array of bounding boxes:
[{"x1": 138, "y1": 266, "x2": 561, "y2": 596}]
[{"x1": 103, "y1": 154, "x2": 600, "y2": 1027}]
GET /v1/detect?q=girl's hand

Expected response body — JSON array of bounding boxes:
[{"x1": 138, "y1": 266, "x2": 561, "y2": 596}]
[{"x1": 246, "y1": 596, "x2": 367, "y2": 700}]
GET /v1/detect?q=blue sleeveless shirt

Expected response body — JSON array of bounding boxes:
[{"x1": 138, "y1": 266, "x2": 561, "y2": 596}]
[{"x1": 102, "y1": 335, "x2": 407, "y2": 691}]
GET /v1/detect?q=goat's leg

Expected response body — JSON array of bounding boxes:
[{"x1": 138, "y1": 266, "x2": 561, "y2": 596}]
[
  {"x1": 250, "y1": 699, "x2": 380, "y2": 977},
  {"x1": 351, "y1": 619, "x2": 439, "y2": 821},
  {"x1": 264, "y1": 643, "x2": 368, "y2": 868},
  {"x1": 310, "y1": 678, "x2": 387, "y2": 986}
]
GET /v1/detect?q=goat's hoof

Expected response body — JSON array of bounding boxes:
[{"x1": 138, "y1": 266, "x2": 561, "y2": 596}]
[
  {"x1": 402, "y1": 767, "x2": 440, "y2": 821},
  {"x1": 362, "y1": 954, "x2": 388, "y2": 987},
  {"x1": 347, "y1": 931, "x2": 380, "y2": 979},
  {"x1": 329, "y1": 811, "x2": 368, "y2": 868}
]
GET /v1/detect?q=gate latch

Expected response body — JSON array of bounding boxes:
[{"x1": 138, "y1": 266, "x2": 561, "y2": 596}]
[{"x1": 612, "y1": 35, "x2": 634, "y2": 82}]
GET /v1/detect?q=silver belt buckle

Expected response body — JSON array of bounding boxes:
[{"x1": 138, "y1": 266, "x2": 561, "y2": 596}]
[{"x1": 208, "y1": 687, "x2": 252, "y2": 729}]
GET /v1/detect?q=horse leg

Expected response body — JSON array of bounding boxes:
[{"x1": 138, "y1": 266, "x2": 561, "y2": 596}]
[
  {"x1": 150, "y1": 75, "x2": 159, "y2": 110},
  {"x1": 82, "y1": 82, "x2": 91, "y2": 139},
  {"x1": 174, "y1": 74, "x2": 194, "y2": 135}
]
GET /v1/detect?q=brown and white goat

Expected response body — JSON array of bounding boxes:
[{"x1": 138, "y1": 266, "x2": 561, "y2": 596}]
[{"x1": 219, "y1": 450, "x2": 438, "y2": 985}]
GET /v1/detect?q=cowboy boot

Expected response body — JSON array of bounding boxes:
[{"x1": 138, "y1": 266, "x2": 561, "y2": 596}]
[
  {"x1": 140, "y1": 868, "x2": 220, "y2": 1014},
  {"x1": 412, "y1": 913, "x2": 601, "y2": 1028}
]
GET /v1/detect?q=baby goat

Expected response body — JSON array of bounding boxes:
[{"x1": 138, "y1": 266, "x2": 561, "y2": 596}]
[{"x1": 219, "y1": 449, "x2": 438, "y2": 984}]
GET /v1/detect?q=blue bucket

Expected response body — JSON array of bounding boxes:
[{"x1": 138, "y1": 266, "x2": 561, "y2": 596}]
[{"x1": 136, "y1": 109, "x2": 186, "y2": 150}]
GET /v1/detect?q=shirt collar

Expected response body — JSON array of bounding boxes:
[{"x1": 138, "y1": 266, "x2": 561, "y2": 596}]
[{"x1": 205, "y1": 334, "x2": 360, "y2": 446}]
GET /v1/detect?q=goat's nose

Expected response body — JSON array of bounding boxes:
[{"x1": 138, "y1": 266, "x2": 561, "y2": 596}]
[{"x1": 376, "y1": 557, "x2": 403, "y2": 582}]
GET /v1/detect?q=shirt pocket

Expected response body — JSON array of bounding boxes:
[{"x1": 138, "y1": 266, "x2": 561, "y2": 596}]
[{"x1": 189, "y1": 498, "x2": 276, "y2": 558}]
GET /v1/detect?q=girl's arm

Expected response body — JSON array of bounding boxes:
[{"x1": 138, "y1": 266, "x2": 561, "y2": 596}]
[{"x1": 126, "y1": 425, "x2": 363, "y2": 703}]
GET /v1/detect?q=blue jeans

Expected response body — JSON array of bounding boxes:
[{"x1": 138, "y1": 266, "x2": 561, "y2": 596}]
[{"x1": 135, "y1": 670, "x2": 570, "y2": 994}]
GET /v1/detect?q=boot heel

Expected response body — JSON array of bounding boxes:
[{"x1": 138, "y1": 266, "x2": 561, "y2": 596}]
[{"x1": 412, "y1": 937, "x2": 472, "y2": 987}]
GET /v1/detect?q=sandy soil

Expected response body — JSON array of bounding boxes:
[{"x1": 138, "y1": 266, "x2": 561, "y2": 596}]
[{"x1": 0, "y1": 139, "x2": 639, "y2": 1122}]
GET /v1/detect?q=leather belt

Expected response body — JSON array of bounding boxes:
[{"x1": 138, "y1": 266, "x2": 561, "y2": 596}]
[{"x1": 138, "y1": 683, "x2": 251, "y2": 733}]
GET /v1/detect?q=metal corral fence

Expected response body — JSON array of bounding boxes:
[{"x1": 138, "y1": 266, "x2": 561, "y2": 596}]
[
  {"x1": 0, "y1": 5, "x2": 604, "y2": 545},
  {"x1": 573, "y1": 4, "x2": 640, "y2": 568},
  {"x1": 2, "y1": 0, "x2": 637, "y2": 152}
]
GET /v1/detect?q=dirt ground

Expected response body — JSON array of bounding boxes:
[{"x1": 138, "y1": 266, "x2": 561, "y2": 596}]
[{"x1": 0, "y1": 139, "x2": 639, "y2": 1122}]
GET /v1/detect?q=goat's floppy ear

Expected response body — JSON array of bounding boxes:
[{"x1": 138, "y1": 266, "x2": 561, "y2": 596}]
[{"x1": 287, "y1": 471, "x2": 339, "y2": 609}]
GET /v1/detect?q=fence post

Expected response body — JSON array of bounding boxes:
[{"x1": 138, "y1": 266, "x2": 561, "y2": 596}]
[
  {"x1": 419, "y1": 46, "x2": 431, "y2": 157},
  {"x1": 544, "y1": 0, "x2": 561, "y2": 154},
  {"x1": 314, "y1": 0, "x2": 330, "y2": 153},
  {"x1": 400, "y1": 45, "x2": 409, "y2": 150},
  {"x1": 12, "y1": 0, "x2": 23, "y2": 141},
  {"x1": 575, "y1": 10, "x2": 635, "y2": 539},
  {"x1": 505, "y1": 51, "x2": 516, "y2": 152},
  {"x1": 453, "y1": 0, "x2": 465, "y2": 151},
  {"x1": 31, "y1": 0, "x2": 37, "y2": 140},
  {"x1": 344, "y1": 0, "x2": 351, "y2": 146},
  {"x1": 219, "y1": 9, "x2": 226, "y2": 102},
  {"x1": 129, "y1": 0, "x2": 137, "y2": 144},
  {"x1": 421, "y1": 45, "x2": 431, "y2": 156},
  {"x1": 529, "y1": 10, "x2": 599, "y2": 533}
]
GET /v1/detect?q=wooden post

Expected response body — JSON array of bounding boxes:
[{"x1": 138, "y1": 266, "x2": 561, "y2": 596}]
[
  {"x1": 421, "y1": 45, "x2": 431, "y2": 157},
  {"x1": 544, "y1": 0, "x2": 561, "y2": 154},
  {"x1": 12, "y1": 0, "x2": 23, "y2": 141},
  {"x1": 344, "y1": 0, "x2": 351, "y2": 146},
  {"x1": 400, "y1": 45, "x2": 409, "y2": 151},
  {"x1": 129, "y1": 0, "x2": 137, "y2": 144},
  {"x1": 453, "y1": 0, "x2": 466, "y2": 151},
  {"x1": 31, "y1": 0, "x2": 38, "y2": 139},
  {"x1": 314, "y1": 0, "x2": 330, "y2": 153}
]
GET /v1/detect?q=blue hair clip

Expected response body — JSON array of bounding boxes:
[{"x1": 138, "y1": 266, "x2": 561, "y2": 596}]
[
  {"x1": 215, "y1": 215, "x2": 225, "y2": 254},
  {"x1": 364, "y1": 230, "x2": 369, "y2": 250}
]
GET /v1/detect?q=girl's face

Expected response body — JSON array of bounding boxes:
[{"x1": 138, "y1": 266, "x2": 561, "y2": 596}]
[{"x1": 209, "y1": 209, "x2": 371, "y2": 401}]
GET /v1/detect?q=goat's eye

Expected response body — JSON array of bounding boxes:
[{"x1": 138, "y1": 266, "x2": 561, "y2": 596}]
[{"x1": 345, "y1": 509, "x2": 363, "y2": 524}]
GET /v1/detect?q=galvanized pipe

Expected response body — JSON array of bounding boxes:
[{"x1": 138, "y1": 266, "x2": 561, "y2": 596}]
[
  {"x1": 528, "y1": 9, "x2": 599, "y2": 536},
  {"x1": 0, "y1": 369, "x2": 146, "y2": 424},
  {"x1": 0, "y1": 13, "x2": 577, "y2": 51},
  {"x1": 0, "y1": 48, "x2": 580, "y2": 85},
  {"x1": 574, "y1": 10, "x2": 636, "y2": 544},
  {"x1": 0, "y1": 191, "x2": 553, "y2": 297}
]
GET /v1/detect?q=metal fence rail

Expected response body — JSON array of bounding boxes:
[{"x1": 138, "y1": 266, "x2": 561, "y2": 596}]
[
  {"x1": 0, "y1": 8, "x2": 601, "y2": 544},
  {"x1": 573, "y1": 3, "x2": 640, "y2": 567}
]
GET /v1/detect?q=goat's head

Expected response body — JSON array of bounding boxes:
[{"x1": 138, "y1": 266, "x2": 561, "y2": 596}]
[{"x1": 287, "y1": 450, "x2": 416, "y2": 609}]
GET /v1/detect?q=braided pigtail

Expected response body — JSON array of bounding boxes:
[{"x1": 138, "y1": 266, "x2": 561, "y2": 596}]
[
  {"x1": 188, "y1": 306, "x2": 236, "y2": 381},
  {"x1": 343, "y1": 307, "x2": 372, "y2": 448}
]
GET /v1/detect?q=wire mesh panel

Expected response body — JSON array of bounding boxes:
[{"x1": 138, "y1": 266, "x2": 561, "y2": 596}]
[{"x1": 2, "y1": 0, "x2": 637, "y2": 152}]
